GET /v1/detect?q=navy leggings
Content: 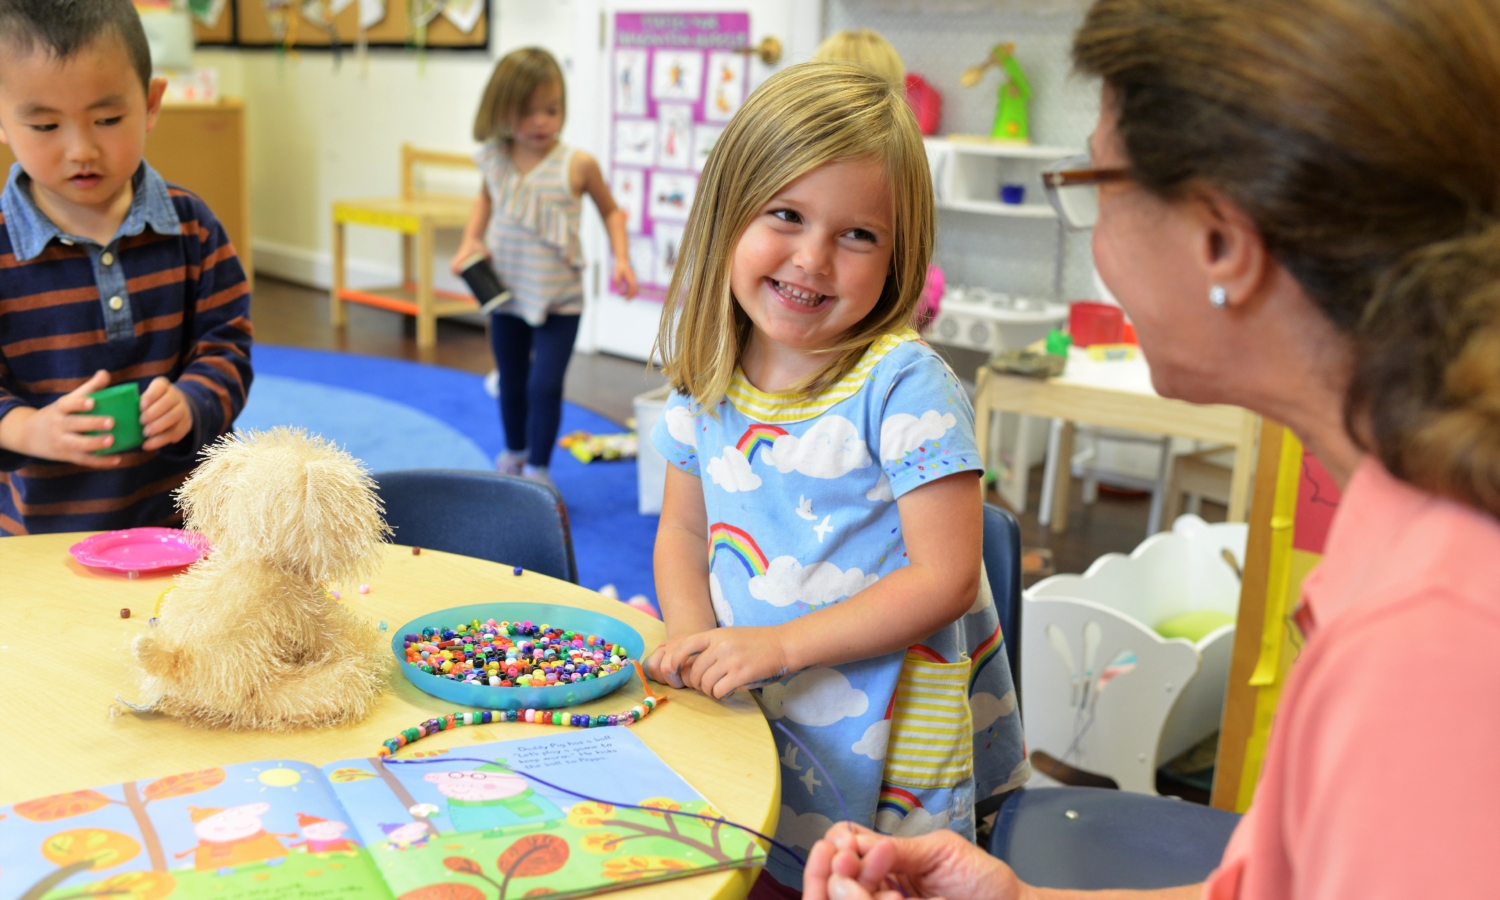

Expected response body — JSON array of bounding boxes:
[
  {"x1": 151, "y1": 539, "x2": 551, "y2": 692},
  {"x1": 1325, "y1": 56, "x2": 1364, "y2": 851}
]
[{"x1": 489, "y1": 312, "x2": 580, "y2": 468}]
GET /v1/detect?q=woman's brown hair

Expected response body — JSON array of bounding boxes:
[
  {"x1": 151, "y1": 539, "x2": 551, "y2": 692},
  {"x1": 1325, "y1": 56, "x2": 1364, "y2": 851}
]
[
  {"x1": 1074, "y1": 0, "x2": 1500, "y2": 515},
  {"x1": 472, "y1": 47, "x2": 565, "y2": 143}
]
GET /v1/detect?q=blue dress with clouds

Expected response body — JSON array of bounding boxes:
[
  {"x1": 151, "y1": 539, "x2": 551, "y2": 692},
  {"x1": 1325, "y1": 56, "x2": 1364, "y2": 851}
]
[{"x1": 651, "y1": 329, "x2": 1029, "y2": 888}]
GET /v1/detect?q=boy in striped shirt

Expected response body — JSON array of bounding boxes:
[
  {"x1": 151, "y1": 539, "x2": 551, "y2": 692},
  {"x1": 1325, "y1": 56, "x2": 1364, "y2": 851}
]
[{"x1": 0, "y1": 0, "x2": 252, "y2": 535}]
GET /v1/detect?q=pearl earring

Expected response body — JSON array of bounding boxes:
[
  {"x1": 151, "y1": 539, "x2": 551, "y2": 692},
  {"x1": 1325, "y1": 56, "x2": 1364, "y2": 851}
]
[{"x1": 1209, "y1": 285, "x2": 1229, "y2": 308}]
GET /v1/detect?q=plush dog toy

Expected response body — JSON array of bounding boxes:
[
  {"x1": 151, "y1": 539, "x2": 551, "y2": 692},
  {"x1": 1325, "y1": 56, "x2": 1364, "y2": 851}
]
[{"x1": 130, "y1": 427, "x2": 391, "y2": 730}]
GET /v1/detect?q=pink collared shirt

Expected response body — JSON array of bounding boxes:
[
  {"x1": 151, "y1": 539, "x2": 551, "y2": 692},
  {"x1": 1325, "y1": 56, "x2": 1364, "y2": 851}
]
[{"x1": 1204, "y1": 460, "x2": 1500, "y2": 899}]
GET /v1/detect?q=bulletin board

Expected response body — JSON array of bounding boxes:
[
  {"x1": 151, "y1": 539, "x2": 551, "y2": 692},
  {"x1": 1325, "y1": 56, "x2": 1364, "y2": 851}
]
[
  {"x1": 609, "y1": 12, "x2": 751, "y2": 300},
  {"x1": 192, "y1": 0, "x2": 236, "y2": 45},
  {"x1": 1210, "y1": 422, "x2": 1343, "y2": 812},
  {"x1": 192, "y1": 0, "x2": 488, "y2": 50}
]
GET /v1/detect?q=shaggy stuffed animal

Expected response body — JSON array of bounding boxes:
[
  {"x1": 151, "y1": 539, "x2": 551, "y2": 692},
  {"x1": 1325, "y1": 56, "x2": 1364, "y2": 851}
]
[{"x1": 130, "y1": 427, "x2": 391, "y2": 730}]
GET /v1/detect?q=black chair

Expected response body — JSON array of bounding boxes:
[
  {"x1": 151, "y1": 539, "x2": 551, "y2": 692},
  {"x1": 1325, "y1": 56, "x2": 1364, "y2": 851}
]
[
  {"x1": 372, "y1": 469, "x2": 578, "y2": 583},
  {"x1": 989, "y1": 786, "x2": 1241, "y2": 889}
]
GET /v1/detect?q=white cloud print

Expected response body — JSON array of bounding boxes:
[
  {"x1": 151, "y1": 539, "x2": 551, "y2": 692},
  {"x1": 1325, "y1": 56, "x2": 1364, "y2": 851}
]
[
  {"x1": 664, "y1": 405, "x2": 697, "y2": 448},
  {"x1": 778, "y1": 805, "x2": 834, "y2": 851},
  {"x1": 875, "y1": 805, "x2": 950, "y2": 837},
  {"x1": 971, "y1": 690, "x2": 1017, "y2": 733},
  {"x1": 851, "y1": 719, "x2": 889, "y2": 760},
  {"x1": 866, "y1": 471, "x2": 894, "y2": 502},
  {"x1": 706, "y1": 447, "x2": 761, "y2": 492},
  {"x1": 762, "y1": 415, "x2": 872, "y2": 478},
  {"x1": 708, "y1": 572, "x2": 733, "y2": 626},
  {"x1": 759, "y1": 668, "x2": 869, "y2": 726},
  {"x1": 749, "y1": 556, "x2": 878, "y2": 608},
  {"x1": 881, "y1": 410, "x2": 957, "y2": 460}
]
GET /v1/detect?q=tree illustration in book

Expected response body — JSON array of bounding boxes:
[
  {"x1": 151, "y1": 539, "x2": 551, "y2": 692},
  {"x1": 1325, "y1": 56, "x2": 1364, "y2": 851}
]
[{"x1": 0, "y1": 730, "x2": 765, "y2": 900}]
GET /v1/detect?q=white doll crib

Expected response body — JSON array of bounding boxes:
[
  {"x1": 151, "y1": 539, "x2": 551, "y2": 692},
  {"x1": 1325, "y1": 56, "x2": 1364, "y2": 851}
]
[{"x1": 1020, "y1": 515, "x2": 1247, "y2": 794}]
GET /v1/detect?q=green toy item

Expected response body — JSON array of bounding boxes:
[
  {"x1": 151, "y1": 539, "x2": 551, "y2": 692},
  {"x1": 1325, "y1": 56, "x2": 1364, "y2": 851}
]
[
  {"x1": 1045, "y1": 328, "x2": 1072, "y2": 356},
  {"x1": 961, "y1": 42, "x2": 1033, "y2": 143},
  {"x1": 1155, "y1": 609, "x2": 1236, "y2": 644},
  {"x1": 85, "y1": 382, "x2": 143, "y2": 455}
]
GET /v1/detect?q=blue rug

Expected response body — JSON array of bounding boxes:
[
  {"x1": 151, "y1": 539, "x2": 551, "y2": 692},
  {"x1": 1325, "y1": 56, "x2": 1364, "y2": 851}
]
[{"x1": 239, "y1": 345, "x2": 659, "y2": 607}]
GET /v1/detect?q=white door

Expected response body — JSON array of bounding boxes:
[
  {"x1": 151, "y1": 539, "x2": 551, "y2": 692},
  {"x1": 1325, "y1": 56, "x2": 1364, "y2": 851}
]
[{"x1": 571, "y1": 0, "x2": 819, "y2": 362}]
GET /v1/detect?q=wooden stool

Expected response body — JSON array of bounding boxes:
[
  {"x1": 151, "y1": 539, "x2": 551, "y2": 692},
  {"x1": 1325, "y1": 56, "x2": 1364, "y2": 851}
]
[{"x1": 331, "y1": 144, "x2": 479, "y2": 348}]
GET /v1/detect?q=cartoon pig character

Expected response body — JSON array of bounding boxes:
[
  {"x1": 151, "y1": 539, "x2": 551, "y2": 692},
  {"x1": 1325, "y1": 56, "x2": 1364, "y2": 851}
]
[
  {"x1": 379, "y1": 820, "x2": 431, "y2": 851},
  {"x1": 175, "y1": 803, "x2": 295, "y2": 873},
  {"x1": 423, "y1": 762, "x2": 563, "y2": 836},
  {"x1": 290, "y1": 814, "x2": 359, "y2": 856}
]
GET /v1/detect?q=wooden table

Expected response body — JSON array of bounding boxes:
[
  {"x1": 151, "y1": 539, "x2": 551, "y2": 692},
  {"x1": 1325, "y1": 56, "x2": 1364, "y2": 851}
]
[
  {"x1": 973, "y1": 353, "x2": 1260, "y2": 533},
  {"x1": 0, "y1": 536, "x2": 779, "y2": 900}
]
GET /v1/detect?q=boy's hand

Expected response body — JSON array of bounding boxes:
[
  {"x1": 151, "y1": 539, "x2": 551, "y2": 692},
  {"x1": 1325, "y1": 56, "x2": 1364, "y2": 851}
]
[
  {"x1": 450, "y1": 239, "x2": 487, "y2": 276},
  {"x1": 139, "y1": 377, "x2": 193, "y2": 451},
  {"x1": 0, "y1": 370, "x2": 120, "y2": 467},
  {"x1": 611, "y1": 258, "x2": 639, "y2": 300},
  {"x1": 652, "y1": 626, "x2": 792, "y2": 700}
]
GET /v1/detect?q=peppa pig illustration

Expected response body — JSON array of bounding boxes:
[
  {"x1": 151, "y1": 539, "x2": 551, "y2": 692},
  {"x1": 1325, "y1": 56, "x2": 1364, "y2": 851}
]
[
  {"x1": 175, "y1": 803, "x2": 295, "y2": 874},
  {"x1": 423, "y1": 761, "x2": 563, "y2": 837},
  {"x1": 289, "y1": 813, "x2": 360, "y2": 856},
  {"x1": 378, "y1": 820, "x2": 431, "y2": 851}
]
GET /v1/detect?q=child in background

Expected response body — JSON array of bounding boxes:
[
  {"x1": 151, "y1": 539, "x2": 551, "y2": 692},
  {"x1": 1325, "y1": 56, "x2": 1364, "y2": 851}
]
[
  {"x1": 646, "y1": 63, "x2": 1026, "y2": 897},
  {"x1": 812, "y1": 29, "x2": 905, "y2": 89},
  {"x1": 0, "y1": 0, "x2": 252, "y2": 535},
  {"x1": 452, "y1": 47, "x2": 637, "y2": 487}
]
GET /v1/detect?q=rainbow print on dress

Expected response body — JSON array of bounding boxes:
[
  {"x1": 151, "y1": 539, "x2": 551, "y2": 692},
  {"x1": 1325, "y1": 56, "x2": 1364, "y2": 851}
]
[
  {"x1": 969, "y1": 624, "x2": 1003, "y2": 692},
  {"x1": 707, "y1": 522, "x2": 768, "y2": 577},
  {"x1": 736, "y1": 424, "x2": 788, "y2": 464}
]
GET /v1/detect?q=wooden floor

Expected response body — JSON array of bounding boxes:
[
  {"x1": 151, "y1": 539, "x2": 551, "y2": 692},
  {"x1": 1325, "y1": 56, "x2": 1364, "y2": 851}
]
[{"x1": 249, "y1": 275, "x2": 1220, "y2": 583}]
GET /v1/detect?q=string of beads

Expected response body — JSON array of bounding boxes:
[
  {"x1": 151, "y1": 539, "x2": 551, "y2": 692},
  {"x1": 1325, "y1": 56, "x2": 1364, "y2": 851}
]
[{"x1": 377, "y1": 660, "x2": 664, "y2": 758}]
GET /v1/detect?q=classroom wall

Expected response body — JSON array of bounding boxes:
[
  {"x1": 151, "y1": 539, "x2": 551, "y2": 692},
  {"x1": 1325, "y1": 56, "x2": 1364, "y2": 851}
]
[{"x1": 196, "y1": 0, "x2": 596, "y2": 297}]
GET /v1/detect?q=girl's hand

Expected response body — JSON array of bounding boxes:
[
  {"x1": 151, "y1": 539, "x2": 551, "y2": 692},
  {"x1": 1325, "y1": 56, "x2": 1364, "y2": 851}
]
[
  {"x1": 612, "y1": 257, "x2": 639, "y2": 300},
  {"x1": 450, "y1": 239, "x2": 487, "y2": 276},
  {"x1": 678, "y1": 626, "x2": 791, "y2": 700},
  {"x1": 646, "y1": 632, "x2": 706, "y2": 689}
]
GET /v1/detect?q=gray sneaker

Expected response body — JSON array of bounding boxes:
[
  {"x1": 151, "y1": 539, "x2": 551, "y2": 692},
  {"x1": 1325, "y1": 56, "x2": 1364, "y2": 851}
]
[{"x1": 521, "y1": 465, "x2": 554, "y2": 488}]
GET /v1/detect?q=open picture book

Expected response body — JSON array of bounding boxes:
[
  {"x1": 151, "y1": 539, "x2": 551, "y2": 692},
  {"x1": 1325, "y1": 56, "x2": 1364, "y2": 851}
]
[{"x1": 1, "y1": 728, "x2": 766, "y2": 900}]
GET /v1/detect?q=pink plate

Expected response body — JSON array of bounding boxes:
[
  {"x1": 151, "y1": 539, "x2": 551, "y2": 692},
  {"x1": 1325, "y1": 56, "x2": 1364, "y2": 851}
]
[{"x1": 69, "y1": 527, "x2": 209, "y2": 574}]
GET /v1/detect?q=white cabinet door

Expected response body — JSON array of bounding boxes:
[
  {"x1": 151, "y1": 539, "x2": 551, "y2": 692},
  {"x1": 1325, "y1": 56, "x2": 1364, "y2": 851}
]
[{"x1": 574, "y1": 0, "x2": 818, "y2": 362}]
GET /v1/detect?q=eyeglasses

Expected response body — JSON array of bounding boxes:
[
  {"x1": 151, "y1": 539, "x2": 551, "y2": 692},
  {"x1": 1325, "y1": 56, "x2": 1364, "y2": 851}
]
[{"x1": 1042, "y1": 155, "x2": 1132, "y2": 231}]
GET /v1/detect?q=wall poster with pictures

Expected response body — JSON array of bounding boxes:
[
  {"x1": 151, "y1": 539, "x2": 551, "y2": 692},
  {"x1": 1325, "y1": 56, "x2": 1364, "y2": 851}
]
[{"x1": 611, "y1": 12, "x2": 750, "y2": 300}]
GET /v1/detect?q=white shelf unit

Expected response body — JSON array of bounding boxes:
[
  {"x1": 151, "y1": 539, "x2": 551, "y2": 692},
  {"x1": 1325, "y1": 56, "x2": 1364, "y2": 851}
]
[{"x1": 930, "y1": 138, "x2": 1076, "y2": 219}]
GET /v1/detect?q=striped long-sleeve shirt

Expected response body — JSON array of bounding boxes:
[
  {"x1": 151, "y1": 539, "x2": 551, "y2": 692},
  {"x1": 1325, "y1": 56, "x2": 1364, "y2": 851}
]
[{"x1": 0, "y1": 161, "x2": 253, "y2": 535}]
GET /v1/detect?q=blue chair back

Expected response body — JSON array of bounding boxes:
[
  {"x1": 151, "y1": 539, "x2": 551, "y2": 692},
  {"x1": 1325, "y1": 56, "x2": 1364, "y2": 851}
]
[
  {"x1": 990, "y1": 786, "x2": 1240, "y2": 889},
  {"x1": 982, "y1": 502, "x2": 1023, "y2": 696},
  {"x1": 372, "y1": 469, "x2": 578, "y2": 583}
]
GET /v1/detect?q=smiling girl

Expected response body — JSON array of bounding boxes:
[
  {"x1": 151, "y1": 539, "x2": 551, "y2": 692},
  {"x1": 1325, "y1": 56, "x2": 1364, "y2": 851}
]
[{"x1": 646, "y1": 63, "x2": 1026, "y2": 896}]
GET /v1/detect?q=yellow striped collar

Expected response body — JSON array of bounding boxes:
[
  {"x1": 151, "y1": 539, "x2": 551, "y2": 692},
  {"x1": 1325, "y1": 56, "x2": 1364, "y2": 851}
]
[{"x1": 725, "y1": 329, "x2": 920, "y2": 424}]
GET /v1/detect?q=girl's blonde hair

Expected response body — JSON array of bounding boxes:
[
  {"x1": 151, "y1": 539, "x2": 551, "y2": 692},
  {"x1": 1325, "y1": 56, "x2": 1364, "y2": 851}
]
[
  {"x1": 472, "y1": 47, "x2": 565, "y2": 143},
  {"x1": 812, "y1": 29, "x2": 906, "y2": 89},
  {"x1": 655, "y1": 62, "x2": 933, "y2": 410}
]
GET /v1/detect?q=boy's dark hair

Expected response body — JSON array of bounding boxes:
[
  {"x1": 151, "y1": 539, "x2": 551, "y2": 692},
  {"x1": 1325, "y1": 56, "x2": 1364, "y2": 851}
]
[{"x1": 0, "y1": 0, "x2": 152, "y2": 92}]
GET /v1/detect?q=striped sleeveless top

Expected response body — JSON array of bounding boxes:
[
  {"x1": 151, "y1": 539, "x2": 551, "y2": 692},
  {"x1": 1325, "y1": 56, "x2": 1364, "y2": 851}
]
[{"x1": 474, "y1": 140, "x2": 583, "y2": 325}]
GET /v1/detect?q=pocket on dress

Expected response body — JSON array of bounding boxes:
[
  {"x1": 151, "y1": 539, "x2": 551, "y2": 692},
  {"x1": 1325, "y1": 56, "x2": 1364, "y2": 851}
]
[{"x1": 881, "y1": 652, "x2": 975, "y2": 790}]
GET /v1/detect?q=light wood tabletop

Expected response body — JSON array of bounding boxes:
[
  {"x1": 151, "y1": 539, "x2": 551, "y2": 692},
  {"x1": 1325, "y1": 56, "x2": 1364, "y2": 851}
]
[
  {"x1": 0, "y1": 535, "x2": 780, "y2": 900},
  {"x1": 973, "y1": 355, "x2": 1260, "y2": 534}
]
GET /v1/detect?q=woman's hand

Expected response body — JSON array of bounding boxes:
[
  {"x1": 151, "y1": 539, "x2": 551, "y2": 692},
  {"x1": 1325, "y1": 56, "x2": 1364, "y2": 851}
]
[{"x1": 804, "y1": 824, "x2": 1027, "y2": 900}]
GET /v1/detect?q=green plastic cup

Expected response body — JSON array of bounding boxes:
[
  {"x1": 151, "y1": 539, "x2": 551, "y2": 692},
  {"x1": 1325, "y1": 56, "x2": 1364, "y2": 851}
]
[{"x1": 86, "y1": 382, "x2": 143, "y2": 455}]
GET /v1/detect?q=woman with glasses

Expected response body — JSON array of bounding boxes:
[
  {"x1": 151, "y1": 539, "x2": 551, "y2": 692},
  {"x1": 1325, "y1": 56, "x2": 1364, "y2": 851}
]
[{"x1": 804, "y1": 0, "x2": 1500, "y2": 897}]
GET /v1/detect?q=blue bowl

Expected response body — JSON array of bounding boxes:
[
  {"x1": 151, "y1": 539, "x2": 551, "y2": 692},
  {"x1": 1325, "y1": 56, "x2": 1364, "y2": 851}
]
[{"x1": 391, "y1": 602, "x2": 646, "y2": 711}]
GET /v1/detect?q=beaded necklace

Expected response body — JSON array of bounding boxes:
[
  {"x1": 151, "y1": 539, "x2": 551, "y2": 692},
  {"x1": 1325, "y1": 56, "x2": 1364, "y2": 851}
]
[{"x1": 377, "y1": 660, "x2": 664, "y2": 758}]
